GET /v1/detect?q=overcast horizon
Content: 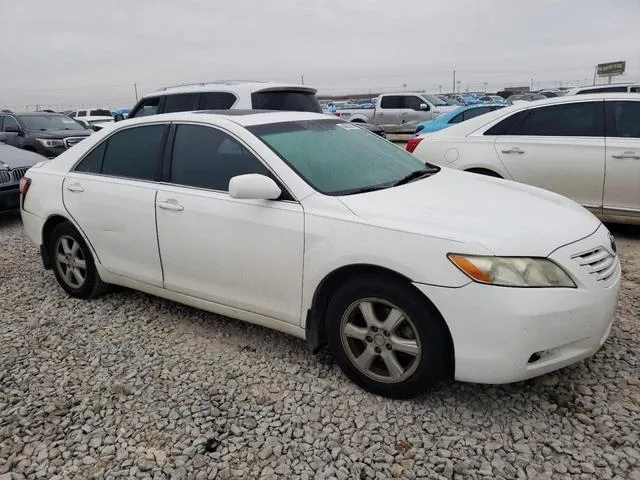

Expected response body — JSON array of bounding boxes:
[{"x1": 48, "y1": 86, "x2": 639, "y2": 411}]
[{"x1": 2, "y1": 0, "x2": 639, "y2": 109}]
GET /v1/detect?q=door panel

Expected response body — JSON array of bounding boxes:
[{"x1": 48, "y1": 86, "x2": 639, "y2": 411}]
[
  {"x1": 604, "y1": 100, "x2": 640, "y2": 214},
  {"x1": 62, "y1": 174, "x2": 163, "y2": 286},
  {"x1": 155, "y1": 186, "x2": 304, "y2": 324},
  {"x1": 376, "y1": 96, "x2": 402, "y2": 131},
  {"x1": 495, "y1": 137, "x2": 605, "y2": 208},
  {"x1": 400, "y1": 95, "x2": 430, "y2": 130}
]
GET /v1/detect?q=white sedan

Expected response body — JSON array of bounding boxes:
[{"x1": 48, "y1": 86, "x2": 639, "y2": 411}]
[
  {"x1": 20, "y1": 111, "x2": 620, "y2": 398},
  {"x1": 409, "y1": 93, "x2": 640, "y2": 225}
]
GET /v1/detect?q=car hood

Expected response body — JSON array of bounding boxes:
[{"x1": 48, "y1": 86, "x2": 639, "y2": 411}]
[
  {"x1": 0, "y1": 143, "x2": 46, "y2": 168},
  {"x1": 27, "y1": 129, "x2": 91, "y2": 139},
  {"x1": 337, "y1": 168, "x2": 600, "y2": 257}
]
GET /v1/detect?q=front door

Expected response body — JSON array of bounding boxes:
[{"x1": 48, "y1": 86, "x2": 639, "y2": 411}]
[
  {"x1": 63, "y1": 123, "x2": 168, "y2": 286},
  {"x1": 155, "y1": 123, "x2": 305, "y2": 324},
  {"x1": 400, "y1": 95, "x2": 430, "y2": 132},
  {"x1": 603, "y1": 99, "x2": 640, "y2": 218},
  {"x1": 376, "y1": 95, "x2": 402, "y2": 132},
  {"x1": 494, "y1": 100, "x2": 606, "y2": 210}
]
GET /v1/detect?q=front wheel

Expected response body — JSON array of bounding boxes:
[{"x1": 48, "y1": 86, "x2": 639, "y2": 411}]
[
  {"x1": 325, "y1": 276, "x2": 452, "y2": 398},
  {"x1": 50, "y1": 222, "x2": 108, "y2": 299}
]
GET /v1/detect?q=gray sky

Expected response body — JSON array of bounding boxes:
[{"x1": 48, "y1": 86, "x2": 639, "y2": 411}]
[{"x1": 2, "y1": 0, "x2": 639, "y2": 109}]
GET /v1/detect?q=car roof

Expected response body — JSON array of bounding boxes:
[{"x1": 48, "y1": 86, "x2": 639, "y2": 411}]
[
  {"x1": 2, "y1": 111, "x2": 65, "y2": 117},
  {"x1": 419, "y1": 92, "x2": 640, "y2": 138},
  {"x1": 117, "y1": 110, "x2": 332, "y2": 127},
  {"x1": 141, "y1": 81, "x2": 317, "y2": 98}
]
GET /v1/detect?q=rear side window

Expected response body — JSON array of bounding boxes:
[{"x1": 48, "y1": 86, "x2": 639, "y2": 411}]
[
  {"x1": 199, "y1": 92, "x2": 237, "y2": 110},
  {"x1": 380, "y1": 96, "x2": 403, "y2": 109},
  {"x1": 163, "y1": 94, "x2": 196, "y2": 113},
  {"x1": 251, "y1": 91, "x2": 322, "y2": 113},
  {"x1": 100, "y1": 125, "x2": 167, "y2": 180},
  {"x1": 170, "y1": 124, "x2": 270, "y2": 191},
  {"x1": 77, "y1": 111, "x2": 86, "y2": 117},
  {"x1": 606, "y1": 101, "x2": 640, "y2": 138},
  {"x1": 484, "y1": 110, "x2": 528, "y2": 135},
  {"x1": 462, "y1": 107, "x2": 490, "y2": 121},
  {"x1": 75, "y1": 142, "x2": 106, "y2": 174}
]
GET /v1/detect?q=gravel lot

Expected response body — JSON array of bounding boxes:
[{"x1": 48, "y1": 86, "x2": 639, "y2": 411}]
[{"x1": 1, "y1": 213, "x2": 638, "y2": 480}]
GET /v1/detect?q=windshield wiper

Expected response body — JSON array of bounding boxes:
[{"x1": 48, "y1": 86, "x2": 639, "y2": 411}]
[
  {"x1": 338, "y1": 184, "x2": 393, "y2": 195},
  {"x1": 392, "y1": 166, "x2": 439, "y2": 187}
]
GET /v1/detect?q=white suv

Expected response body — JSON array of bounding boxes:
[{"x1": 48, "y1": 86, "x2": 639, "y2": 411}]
[{"x1": 118, "y1": 81, "x2": 322, "y2": 121}]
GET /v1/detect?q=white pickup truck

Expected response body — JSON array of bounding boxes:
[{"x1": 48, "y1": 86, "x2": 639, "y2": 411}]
[{"x1": 334, "y1": 93, "x2": 460, "y2": 133}]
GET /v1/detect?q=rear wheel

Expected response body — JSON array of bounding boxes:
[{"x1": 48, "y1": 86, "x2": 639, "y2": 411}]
[
  {"x1": 50, "y1": 222, "x2": 108, "y2": 298},
  {"x1": 325, "y1": 276, "x2": 452, "y2": 398}
]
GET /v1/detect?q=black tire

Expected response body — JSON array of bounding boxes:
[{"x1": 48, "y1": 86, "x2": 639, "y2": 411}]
[
  {"x1": 325, "y1": 275, "x2": 452, "y2": 399},
  {"x1": 49, "y1": 221, "x2": 108, "y2": 299}
]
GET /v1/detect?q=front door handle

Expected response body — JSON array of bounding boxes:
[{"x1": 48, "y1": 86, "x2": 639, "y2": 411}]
[
  {"x1": 66, "y1": 183, "x2": 84, "y2": 192},
  {"x1": 401, "y1": 112, "x2": 408, "y2": 116},
  {"x1": 501, "y1": 147, "x2": 525, "y2": 154},
  {"x1": 611, "y1": 151, "x2": 640, "y2": 160},
  {"x1": 157, "y1": 199, "x2": 184, "y2": 211}
]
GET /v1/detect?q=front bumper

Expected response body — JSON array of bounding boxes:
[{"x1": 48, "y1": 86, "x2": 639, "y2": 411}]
[{"x1": 415, "y1": 224, "x2": 621, "y2": 384}]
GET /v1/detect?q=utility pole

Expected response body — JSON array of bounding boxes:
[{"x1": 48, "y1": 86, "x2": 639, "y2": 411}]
[
  {"x1": 456, "y1": 80, "x2": 461, "y2": 95},
  {"x1": 438, "y1": 84, "x2": 442, "y2": 94},
  {"x1": 452, "y1": 69, "x2": 456, "y2": 94},
  {"x1": 301, "y1": 75, "x2": 304, "y2": 85},
  {"x1": 593, "y1": 66, "x2": 597, "y2": 85},
  {"x1": 134, "y1": 83, "x2": 139, "y2": 102}
]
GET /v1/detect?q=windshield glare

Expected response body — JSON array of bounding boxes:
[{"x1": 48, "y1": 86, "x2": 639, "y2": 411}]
[
  {"x1": 250, "y1": 119, "x2": 435, "y2": 195},
  {"x1": 423, "y1": 94, "x2": 448, "y2": 106},
  {"x1": 21, "y1": 115, "x2": 85, "y2": 131}
]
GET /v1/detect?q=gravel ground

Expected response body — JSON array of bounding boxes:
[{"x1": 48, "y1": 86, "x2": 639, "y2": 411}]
[{"x1": 0, "y1": 213, "x2": 638, "y2": 480}]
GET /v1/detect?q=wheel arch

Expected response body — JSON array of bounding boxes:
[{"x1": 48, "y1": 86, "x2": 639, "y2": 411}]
[{"x1": 305, "y1": 263, "x2": 455, "y2": 372}]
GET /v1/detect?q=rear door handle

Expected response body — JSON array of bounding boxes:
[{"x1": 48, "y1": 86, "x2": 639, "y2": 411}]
[
  {"x1": 66, "y1": 183, "x2": 84, "y2": 192},
  {"x1": 611, "y1": 151, "x2": 640, "y2": 159},
  {"x1": 501, "y1": 147, "x2": 525, "y2": 154},
  {"x1": 157, "y1": 199, "x2": 184, "y2": 211}
]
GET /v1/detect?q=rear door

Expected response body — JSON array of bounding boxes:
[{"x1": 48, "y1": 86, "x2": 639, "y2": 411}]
[
  {"x1": 376, "y1": 95, "x2": 402, "y2": 131},
  {"x1": 603, "y1": 99, "x2": 640, "y2": 219},
  {"x1": 63, "y1": 123, "x2": 168, "y2": 286},
  {"x1": 494, "y1": 100, "x2": 605, "y2": 210}
]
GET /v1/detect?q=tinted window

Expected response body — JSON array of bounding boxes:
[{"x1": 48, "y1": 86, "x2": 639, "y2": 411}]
[
  {"x1": 89, "y1": 109, "x2": 112, "y2": 117},
  {"x1": 484, "y1": 110, "x2": 528, "y2": 135},
  {"x1": 2, "y1": 116, "x2": 19, "y2": 131},
  {"x1": 462, "y1": 107, "x2": 491, "y2": 121},
  {"x1": 606, "y1": 101, "x2": 640, "y2": 138},
  {"x1": 403, "y1": 96, "x2": 425, "y2": 111},
  {"x1": 199, "y1": 92, "x2": 237, "y2": 110},
  {"x1": 75, "y1": 142, "x2": 106, "y2": 174},
  {"x1": 163, "y1": 94, "x2": 196, "y2": 113},
  {"x1": 380, "y1": 96, "x2": 403, "y2": 109},
  {"x1": 19, "y1": 115, "x2": 84, "y2": 131},
  {"x1": 77, "y1": 111, "x2": 86, "y2": 117},
  {"x1": 631, "y1": 87, "x2": 640, "y2": 93},
  {"x1": 516, "y1": 102, "x2": 603, "y2": 136},
  {"x1": 130, "y1": 97, "x2": 160, "y2": 118},
  {"x1": 68, "y1": 112, "x2": 76, "y2": 118},
  {"x1": 251, "y1": 91, "x2": 322, "y2": 113},
  {"x1": 101, "y1": 125, "x2": 167, "y2": 180},
  {"x1": 449, "y1": 112, "x2": 464, "y2": 124},
  {"x1": 170, "y1": 124, "x2": 270, "y2": 191},
  {"x1": 577, "y1": 86, "x2": 627, "y2": 94}
]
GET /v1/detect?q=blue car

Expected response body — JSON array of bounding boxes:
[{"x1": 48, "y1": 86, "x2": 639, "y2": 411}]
[{"x1": 413, "y1": 103, "x2": 506, "y2": 135}]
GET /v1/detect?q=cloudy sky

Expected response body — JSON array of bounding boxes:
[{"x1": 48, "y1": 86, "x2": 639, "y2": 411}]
[{"x1": 1, "y1": 0, "x2": 638, "y2": 109}]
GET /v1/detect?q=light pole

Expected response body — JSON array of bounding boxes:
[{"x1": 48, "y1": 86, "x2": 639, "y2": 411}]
[
  {"x1": 456, "y1": 80, "x2": 461, "y2": 94},
  {"x1": 483, "y1": 82, "x2": 488, "y2": 93},
  {"x1": 402, "y1": 84, "x2": 407, "y2": 93},
  {"x1": 438, "y1": 84, "x2": 442, "y2": 94}
]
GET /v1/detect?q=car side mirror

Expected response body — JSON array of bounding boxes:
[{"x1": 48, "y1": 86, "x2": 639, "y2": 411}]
[
  {"x1": 4, "y1": 125, "x2": 21, "y2": 134},
  {"x1": 419, "y1": 103, "x2": 430, "y2": 111},
  {"x1": 229, "y1": 174, "x2": 281, "y2": 200},
  {"x1": 114, "y1": 113, "x2": 124, "y2": 122}
]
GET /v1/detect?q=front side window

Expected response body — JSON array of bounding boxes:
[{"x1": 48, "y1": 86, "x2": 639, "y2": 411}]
[
  {"x1": 163, "y1": 94, "x2": 196, "y2": 113},
  {"x1": 250, "y1": 119, "x2": 435, "y2": 195},
  {"x1": 199, "y1": 92, "x2": 237, "y2": 110},
  {"x1": 170, "y1": 124, "x2": 270, "y2": 191},
  {"x1": 77, "y1": 111, "x2": 86, "y2": 117},
  {"x1": 606, "y1": 101, "x2": 640, "y2": 138},
  {"x1": 101, "y1": 125, "x2": 167, "y2": 180},
  {"x1": 403, "y1": 96, "x2": 425, "y2": 111},
  {"x1": 130, "y1": 97, "x2": 160, "y2": 118},
  {"x1": 380, "y1": 96, "x2": 403, "y2": 109}
]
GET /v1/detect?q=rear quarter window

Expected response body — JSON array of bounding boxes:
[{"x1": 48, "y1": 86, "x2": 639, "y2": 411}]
[{"x1": 251, "y1": 91, "x2": 322, "y2": 113}]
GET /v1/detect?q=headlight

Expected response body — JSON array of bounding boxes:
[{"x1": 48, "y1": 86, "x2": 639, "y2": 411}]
[
  {"x1": 36, "y1": 138, "x2": 64, "y2": 148},
  {"x1": 448, "y1": 254, "x2": 575, "y2": 288}
]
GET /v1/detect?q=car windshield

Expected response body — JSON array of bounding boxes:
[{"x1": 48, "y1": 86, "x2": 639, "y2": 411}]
[
  {"x1": 20, "y1": 114, "x2": 85, "y2": 131},
  {"x1": 249, "y1": 119, "x2": 437, "y2": 195},
  {"x1": 423, "y1": 94, "x2": 448, "y2": 106}
]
